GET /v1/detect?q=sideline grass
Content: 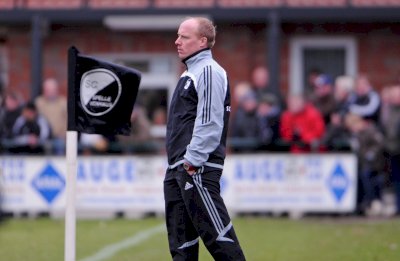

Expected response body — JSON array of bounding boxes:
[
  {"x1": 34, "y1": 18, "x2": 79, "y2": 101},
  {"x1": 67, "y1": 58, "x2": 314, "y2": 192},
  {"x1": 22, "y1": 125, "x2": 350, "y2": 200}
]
[{"x1": 0, "y1": 217, "x2": 399, "y2": 261}]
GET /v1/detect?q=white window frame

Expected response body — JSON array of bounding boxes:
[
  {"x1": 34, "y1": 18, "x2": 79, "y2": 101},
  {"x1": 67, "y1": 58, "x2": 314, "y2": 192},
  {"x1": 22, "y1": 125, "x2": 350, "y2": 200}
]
[
  {"x1": 92, "y1": 52, "x2": 180, "y2": 138},
  {"x1": 93, "y1": 53, "x2": 179, "y2": 102},
  {"x1": 289, "y1": 36, "x2": 358, "y2": 94}
]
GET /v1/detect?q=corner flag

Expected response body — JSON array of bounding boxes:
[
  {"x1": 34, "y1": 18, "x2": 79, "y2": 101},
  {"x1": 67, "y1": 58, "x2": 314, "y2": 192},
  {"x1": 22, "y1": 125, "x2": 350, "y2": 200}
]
[
  {"x1": 65, "y1": 46, "x2": 141, "y2": 261},
  {"x1": 67, "y1": 46, "x2": 141, "y2": 135}
]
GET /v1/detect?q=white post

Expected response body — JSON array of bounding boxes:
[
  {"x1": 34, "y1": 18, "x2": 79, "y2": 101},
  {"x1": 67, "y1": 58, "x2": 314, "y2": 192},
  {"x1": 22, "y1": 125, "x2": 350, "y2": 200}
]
[{"x1": 65, "y1": 130, "x2": 78, "y2": 261}]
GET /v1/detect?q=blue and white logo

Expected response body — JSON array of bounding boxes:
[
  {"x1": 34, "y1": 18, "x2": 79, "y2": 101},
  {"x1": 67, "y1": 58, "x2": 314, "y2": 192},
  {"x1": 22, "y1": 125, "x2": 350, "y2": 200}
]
[
  {"x1": 327, "y1": 163, "x2": 349, "y2": 203},
  {"x1": 220, "y1": 175, "x2": 228, "y2": 194},
  {"x1": 31, "y1": 163, "x2": 65, "y2": 204}
]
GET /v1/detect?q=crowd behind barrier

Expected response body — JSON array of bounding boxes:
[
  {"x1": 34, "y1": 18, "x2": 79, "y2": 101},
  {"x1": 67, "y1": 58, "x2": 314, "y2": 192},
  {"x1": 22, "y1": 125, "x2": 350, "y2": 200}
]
[{"x1": 0, "y1": 68, "x2": 400, "y2": 217}]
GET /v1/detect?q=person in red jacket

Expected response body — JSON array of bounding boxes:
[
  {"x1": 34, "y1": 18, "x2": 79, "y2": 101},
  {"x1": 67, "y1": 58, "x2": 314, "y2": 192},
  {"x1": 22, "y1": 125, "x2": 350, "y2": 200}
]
[{"x1": 280, "y1": 94, "x2": 325, "y2": 152}]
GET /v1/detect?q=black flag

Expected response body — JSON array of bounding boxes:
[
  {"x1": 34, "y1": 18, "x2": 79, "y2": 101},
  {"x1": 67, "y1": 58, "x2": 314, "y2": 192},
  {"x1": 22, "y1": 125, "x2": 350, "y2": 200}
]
[{"x1": 68, "y1": 46, "x2": 141, "y2": 135}]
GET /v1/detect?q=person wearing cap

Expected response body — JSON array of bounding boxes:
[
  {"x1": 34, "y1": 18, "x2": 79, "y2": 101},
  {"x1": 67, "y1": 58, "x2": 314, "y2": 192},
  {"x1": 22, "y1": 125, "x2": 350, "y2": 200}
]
[{"x1": 309, "y1": 74, "x2": 336, "y2": 125}]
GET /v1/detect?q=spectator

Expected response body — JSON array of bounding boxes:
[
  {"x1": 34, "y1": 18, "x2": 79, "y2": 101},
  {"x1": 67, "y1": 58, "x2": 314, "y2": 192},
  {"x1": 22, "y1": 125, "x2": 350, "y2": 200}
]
[
  {"x1": 320, "y1": 75, "x2": 355, "y2": 152},
  {"x1": 150, "y1": 106, "x2": 167, "y2": 138},
  {"x1": 345, "y1": 113, "x2": 385, "y2": 216},
  {"x1": 305, "y1": 68, "x2": 322, "y2": 99},
  {"x1": 381, "y1": 85, "x2": 400, "y2": 216},
  {"x1": 348, "y1": 74, "x2": 381, "y2": 122},
  {"x1": 232, "y1": 81, "x2": 251, "y2": 112},
  {"x1": 320, "y1": 111, "x2": 351, "y2": 152},
  {"x1": 117, "y1": 106, "x2": 154, "y2": 153},
  {"x1": 8, "y1": 102, "x2": 52, "y2": 154},
  {"x1": 334, "y1": 75, "x2": 354, "y2": 117},
  {"x1": 251, "y1": 66, "x2": 269, "y2": 96},
  {"x1": 230, "y1": 88, "x2": 259, "y2": 151},
  {"x1": 256, "y1": 94, "x2": 281, "y2": 151},
  {"x1": 309, "y1": 74, "x2": 336, "y2": 124},
  {"x1": 0, "y1": 91, "x2": 23, "y2": 141},
  {"x1": 280, "y1": 94, "x2": 325, "y2": 153},
  {"x1": 35, "y1": 78, "x2": 67, "y2": 154},
  {"x1": 251, "y1": 66, "x2": 284, "y2": 109},
  {"x1": 152, "y1": 107, "x2": 167, "y2": 126}
]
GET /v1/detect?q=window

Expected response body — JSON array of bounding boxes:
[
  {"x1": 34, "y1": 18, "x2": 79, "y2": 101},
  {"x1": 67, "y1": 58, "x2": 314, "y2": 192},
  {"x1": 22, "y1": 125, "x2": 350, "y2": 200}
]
[
  {"x1": 93, "y1": 53, "x2": 179, "y2": 138},
  {"x1": 289, "y1": 36, "x2": 358, "y2": 94}
]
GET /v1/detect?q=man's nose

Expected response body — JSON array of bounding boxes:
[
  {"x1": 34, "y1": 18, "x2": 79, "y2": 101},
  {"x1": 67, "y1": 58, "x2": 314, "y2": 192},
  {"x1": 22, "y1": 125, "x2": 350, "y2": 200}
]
[{"x1": 175, "y1": 37, "x2": 180, "y2": 46}]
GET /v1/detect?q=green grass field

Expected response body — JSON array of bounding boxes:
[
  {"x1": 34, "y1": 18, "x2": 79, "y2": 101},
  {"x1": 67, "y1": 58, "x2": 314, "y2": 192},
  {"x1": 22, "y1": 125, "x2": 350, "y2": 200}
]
[{"x1": 0, "y1": 217, "x2": 400, "y2": 261}]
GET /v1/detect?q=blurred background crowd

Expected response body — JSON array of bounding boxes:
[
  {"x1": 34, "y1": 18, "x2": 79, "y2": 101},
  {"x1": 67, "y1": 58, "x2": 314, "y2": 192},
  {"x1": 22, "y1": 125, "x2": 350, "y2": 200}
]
[{"x1": 1, "y1": 67, "x2": 400, "y2": 216}]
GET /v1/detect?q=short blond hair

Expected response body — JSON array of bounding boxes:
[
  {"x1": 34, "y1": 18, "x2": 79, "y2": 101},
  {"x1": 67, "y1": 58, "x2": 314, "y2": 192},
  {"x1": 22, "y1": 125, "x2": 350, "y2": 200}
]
[
  {"x1": 189, "y1": 17, "x2": 216, "y2": 48},
  {"x1": 335, "y1": 75, "x2": 354, "y2": 93}
]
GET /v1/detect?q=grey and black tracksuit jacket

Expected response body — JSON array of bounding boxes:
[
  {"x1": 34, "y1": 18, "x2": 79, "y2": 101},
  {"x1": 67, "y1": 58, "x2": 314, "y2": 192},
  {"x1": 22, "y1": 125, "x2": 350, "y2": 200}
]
[
  {"x1": 166, "y1": 48, "x2": 230, "y2": 169},
  {"x1": 164, "y1": 48, "x2": 246, "y2": 260}
]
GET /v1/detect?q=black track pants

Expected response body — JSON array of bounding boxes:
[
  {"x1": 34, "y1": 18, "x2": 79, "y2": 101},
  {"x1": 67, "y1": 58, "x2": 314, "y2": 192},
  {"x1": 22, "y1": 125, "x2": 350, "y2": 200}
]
[{"x1": 164, "y1": 166, "x2": 246, "y2": 261}]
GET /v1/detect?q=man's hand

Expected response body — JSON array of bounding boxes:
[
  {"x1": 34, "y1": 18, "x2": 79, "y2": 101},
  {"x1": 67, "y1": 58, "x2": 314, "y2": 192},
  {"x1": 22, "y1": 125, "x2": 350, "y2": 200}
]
[{"x1": 183, "y1": 161, "x2": 198, "y2": 176}]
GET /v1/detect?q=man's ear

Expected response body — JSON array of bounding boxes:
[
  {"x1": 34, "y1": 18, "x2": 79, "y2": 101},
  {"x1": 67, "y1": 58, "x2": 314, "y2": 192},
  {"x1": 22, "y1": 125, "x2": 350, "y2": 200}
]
[{"x1": 200, "y1": 36, "x2": 208, "y2": 48}]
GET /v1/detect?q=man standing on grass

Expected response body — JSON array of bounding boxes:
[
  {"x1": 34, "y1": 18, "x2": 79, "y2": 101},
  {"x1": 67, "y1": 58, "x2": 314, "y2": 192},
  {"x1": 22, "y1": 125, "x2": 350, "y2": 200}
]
[{"x1": 164, "y1": 17, "x2": 246, "y2": 260}]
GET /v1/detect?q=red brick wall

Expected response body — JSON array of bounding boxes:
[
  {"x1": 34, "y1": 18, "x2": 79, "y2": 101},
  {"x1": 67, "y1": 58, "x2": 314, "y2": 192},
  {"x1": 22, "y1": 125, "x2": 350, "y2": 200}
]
[
  {"x1": 4, "y1": 23, "x2": 400, "y2": 101},
  {"x1": 6, "y1": 28, "x2": 32, "y2": 101},
  {"x1": 357, "y1": 32, "x2": 400, "y2": 87},
  {"x1": 6, "y1": 24, "x2": 256, "y2": 99}
]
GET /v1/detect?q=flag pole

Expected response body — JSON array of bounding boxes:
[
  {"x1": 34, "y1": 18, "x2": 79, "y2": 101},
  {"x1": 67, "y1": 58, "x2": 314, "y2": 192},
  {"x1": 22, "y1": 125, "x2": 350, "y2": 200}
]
[
  {"x1": 65, "y1": 46, "x2": 78, "y2": 261},
  {"x1": 65, "y1": 130, "x2": 78, "y2": 261}
]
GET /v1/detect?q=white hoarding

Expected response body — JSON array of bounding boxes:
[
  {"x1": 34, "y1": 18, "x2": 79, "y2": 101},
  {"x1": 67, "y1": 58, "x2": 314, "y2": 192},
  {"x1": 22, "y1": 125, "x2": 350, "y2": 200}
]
[
  {"x1": 0, "y1": 156, "x2": 166, "y2": 215},
  {"x1": 222, "y1": 154, "x2": 357, "y2": 212},
  {"x1": 0, "y1": 154, "x2": 357, "y2": 216}
]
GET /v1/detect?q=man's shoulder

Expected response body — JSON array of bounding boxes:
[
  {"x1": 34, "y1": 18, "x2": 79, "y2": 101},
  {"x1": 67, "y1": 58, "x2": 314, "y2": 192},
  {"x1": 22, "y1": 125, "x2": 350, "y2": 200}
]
[{"x1": 191, "y1": 58, "x2": 226, "y2": 77}]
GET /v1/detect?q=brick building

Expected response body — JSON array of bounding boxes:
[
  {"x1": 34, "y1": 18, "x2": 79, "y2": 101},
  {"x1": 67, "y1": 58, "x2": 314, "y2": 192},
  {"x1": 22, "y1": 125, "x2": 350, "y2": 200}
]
[{"x1": 0, "y1": 0, "x2": 400, "y2": 118}]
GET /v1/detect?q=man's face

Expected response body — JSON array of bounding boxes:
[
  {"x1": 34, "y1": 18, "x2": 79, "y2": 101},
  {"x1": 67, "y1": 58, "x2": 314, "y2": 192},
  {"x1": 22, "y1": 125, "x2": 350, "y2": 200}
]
[
  {"x1": 43, "y1": 79, "x2": 59, "y2": 99},
  {"x1": 355, "y1": 77, "x2": 370, "y2": 96},
  {"x1": 288, "y1": 95, "x2": 305, "y2": 114},
  {"x1": 23, "y1": 108, "x2": 36, "y2": 122},
  {"x1": 175, "y1": 19, "x2": 206, "y2": 60}
]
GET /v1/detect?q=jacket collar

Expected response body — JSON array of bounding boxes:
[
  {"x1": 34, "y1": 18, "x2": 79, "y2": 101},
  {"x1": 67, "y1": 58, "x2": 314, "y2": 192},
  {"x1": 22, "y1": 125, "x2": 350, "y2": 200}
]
[{"x1": 182, "y1": 48, "x2": 211, "y2": 69}]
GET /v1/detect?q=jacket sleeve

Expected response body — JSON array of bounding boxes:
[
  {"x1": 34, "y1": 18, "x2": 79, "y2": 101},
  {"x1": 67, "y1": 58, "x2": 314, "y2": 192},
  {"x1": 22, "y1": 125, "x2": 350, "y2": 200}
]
[
  {"x1": 349, "y1": 91, "x2": 380, "y2": 117},
  {"x1": 184, "y1": 65, "x2": 227, "y2": 166}
]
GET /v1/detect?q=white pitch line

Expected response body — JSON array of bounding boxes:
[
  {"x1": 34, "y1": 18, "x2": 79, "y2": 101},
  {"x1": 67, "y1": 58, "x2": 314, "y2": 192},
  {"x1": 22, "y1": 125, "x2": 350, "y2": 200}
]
[{"x1": 79, "y1": 223, "x2": 165, "y2": 261}]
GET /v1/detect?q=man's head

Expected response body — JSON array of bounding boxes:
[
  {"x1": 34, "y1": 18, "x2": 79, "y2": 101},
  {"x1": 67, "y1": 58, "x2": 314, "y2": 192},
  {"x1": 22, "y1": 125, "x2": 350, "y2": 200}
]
[
  {"x1": 287, "y1": 94, "x2": 306, "y2": 114},
  {"x1": 43, "y1": 78, "x2": 59, "y2": 100},
  {"x1": 175, "y1": 17, "x2": 216, "y2": 60},
  {"x1": 22, "y1": 102, "x2": 38, "y2": 122},
  {"x1": 251, "y1": 66, "x2": 269, "y2": 90},
  {"x1": 355, "y1": 74, "x2": 372, "y2": 96},
  {"x1": 239, "y1": 89, "x2": 258, "y2": 113},
  {"x1": 5, "y1": 91, "x2": 21, "y2": 111},
  {"x1": 314, "y1": 74, "x2": 333, "y2": 97},
  {"x1": 334, "y1": 75, "x2": 354, "y2": 101},
  {"x1": 389, "y1": 85, "x2": 400, "y2": 106}
]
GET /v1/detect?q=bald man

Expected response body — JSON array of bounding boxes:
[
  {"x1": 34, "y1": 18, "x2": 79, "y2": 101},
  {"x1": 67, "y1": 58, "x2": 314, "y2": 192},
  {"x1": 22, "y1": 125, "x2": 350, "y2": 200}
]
[{"x1": 164, "y1": 17, "x2": 246, "y2": 260}]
